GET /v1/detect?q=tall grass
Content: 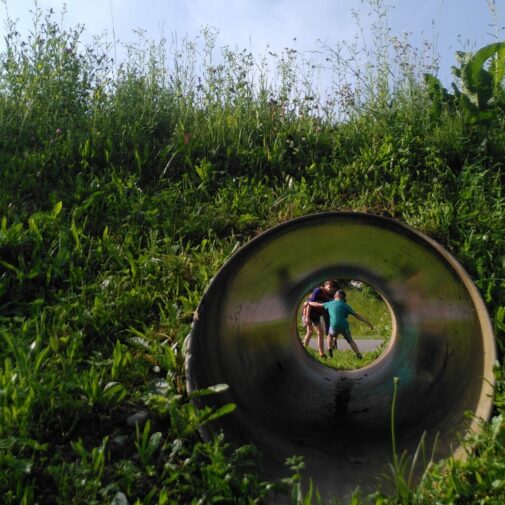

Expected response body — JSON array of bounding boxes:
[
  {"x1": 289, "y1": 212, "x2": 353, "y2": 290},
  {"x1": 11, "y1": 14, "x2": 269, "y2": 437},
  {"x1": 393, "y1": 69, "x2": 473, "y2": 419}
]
[{"x1": 0, "y1": 1, "x2": 504, "y2": 503}]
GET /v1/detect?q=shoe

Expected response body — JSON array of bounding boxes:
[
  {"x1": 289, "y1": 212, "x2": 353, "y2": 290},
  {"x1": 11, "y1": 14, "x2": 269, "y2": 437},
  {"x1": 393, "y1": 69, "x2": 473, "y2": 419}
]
[
  {"x1": 357, "y1": 353, "x2": 363, "y2": 360},
  {"x1": 319, "y1": 354, "x2": 327, "y2": 359},
  {"x1": 328, "y1": 349, "x2": 333, "y2": 358}
]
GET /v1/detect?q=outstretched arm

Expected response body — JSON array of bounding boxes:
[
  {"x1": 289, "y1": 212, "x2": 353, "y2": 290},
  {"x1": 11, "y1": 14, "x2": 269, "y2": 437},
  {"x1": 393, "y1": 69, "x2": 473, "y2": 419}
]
[
  {"x1": 308, "y1": 301, "x2": 324, "y2": 308},
  {"x1": 353, "y1": 312, "x2": 373, "y2": 330}
]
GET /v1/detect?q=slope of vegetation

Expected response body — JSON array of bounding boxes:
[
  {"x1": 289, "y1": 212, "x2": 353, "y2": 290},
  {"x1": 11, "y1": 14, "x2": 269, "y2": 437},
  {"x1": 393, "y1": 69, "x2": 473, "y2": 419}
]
[{"x1": 1, "y1": 3, "x2": 504, "y2": 504}]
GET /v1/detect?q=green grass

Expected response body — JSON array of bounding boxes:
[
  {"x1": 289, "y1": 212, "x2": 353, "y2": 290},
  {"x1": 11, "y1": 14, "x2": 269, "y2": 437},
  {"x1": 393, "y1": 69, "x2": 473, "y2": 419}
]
[
  {"x1": 342, "y1": 284, "x2": 392, "y2": 340},
  {"x1": 0, "y1": 1, "x2": 504, "y2": 504},
  {"x1": 305, "y1": 344, "x2": 387, "y2": 371}
]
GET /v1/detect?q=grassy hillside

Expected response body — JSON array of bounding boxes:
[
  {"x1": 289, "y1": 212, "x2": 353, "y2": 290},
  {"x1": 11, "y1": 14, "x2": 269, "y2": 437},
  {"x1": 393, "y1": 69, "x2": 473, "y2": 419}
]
[{"x1": 1, "y1": 4, "x2": 505, "y2": 504}]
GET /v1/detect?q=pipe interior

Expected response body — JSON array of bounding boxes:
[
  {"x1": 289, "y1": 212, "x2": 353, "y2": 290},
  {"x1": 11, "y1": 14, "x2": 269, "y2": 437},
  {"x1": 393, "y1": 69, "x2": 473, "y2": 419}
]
[{"x1": 186, "y1": 213, "x2": 495, "y2": 501}]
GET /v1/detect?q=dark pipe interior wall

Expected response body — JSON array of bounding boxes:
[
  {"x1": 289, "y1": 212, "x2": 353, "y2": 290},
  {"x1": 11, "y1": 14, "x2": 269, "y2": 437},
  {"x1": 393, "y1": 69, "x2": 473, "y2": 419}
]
[{"x1": 186, "y1": 213, "x2": 496, "y2": 501}]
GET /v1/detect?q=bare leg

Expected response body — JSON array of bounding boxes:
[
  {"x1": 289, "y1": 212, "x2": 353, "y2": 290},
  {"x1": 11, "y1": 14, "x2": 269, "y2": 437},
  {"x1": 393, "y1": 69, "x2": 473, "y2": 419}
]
[
  {"x1": 303, "y1": 323, "x2": 314, "y2": 347},
  {"x1": 349, "y1": 339, "x2": 360, "y2": 355},
  {"x1": 348, "y1": 338, "x2": 363, "y2": 359},
  {"x1": 344, "y1": 329, "x2": 362, "y2": 359},
  {"x1": 326, "y1": 330, "x2": 338, "y2": 357},
  {"x1": 320, "y1": 316, "x2": 334, "y2": 357},
  {"x1": 315, "y1": 324, "x2": 325, "y2": 357}
]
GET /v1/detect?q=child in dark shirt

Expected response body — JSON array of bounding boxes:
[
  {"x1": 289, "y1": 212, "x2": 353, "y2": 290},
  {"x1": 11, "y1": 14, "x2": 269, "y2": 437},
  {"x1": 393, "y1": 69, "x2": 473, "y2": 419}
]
[
  {"x1": 302, "y1": 280, "x2": 336, "y2": 357},
  {"x1": 308, "y1": 289, "x2": 373, "y2": 359}
]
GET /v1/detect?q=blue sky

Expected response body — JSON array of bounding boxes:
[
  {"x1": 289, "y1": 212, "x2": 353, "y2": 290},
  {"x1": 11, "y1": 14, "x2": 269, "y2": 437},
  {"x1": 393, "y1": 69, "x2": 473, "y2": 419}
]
[{"x1": 1, "y1": 0, "x2": 502, "y2": 87}]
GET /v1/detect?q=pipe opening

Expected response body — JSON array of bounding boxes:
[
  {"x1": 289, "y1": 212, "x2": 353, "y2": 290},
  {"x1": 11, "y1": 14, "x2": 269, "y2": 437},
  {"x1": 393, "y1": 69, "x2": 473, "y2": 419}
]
[
  {"x1": 296, "y1": 278, "x2": 394, "y2": 370},
  {"x1": 186, "y1": 212, "x2": 496, "y2": 502}
]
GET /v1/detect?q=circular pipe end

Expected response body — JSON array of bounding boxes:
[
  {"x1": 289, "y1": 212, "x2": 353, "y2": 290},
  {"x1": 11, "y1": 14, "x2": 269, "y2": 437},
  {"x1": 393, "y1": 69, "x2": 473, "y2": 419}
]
[{"x1": 186, "y1": 213, "x2": 496, "y2": 501}]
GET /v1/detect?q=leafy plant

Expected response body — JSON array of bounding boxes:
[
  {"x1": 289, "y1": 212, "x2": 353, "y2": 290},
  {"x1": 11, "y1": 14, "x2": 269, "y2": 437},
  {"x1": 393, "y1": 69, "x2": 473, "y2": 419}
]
[
  {"x1": 0, "y1": 1, "x2": 504, "y2": 503},
  {"x1": 135, "y1": 420, "x2": 163, "y2": 468},
  {"x1": 425, "y1": 41, "x2": 505, "y2": 125}
]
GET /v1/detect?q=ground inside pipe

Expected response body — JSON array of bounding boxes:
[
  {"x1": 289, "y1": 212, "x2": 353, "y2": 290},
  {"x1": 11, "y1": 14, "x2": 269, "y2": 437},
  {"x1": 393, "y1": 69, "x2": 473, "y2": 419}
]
[{"x1": 185, "y1": 212, "x2": 495, "y2": 502}]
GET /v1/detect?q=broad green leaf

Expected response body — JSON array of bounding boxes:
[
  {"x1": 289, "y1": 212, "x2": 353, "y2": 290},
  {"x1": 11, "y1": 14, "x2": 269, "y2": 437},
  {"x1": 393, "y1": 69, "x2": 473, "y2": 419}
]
[
  {"x1": 111, "y1": 492, "x2": 128, "y2": 505},
  {"x1": 148, "y1": 431, "x2": 162, "y2": 452},
  {"x1": 491, "y1": 45, "x2": 505, "y2": 89},
  {"x1": 463, "y1": 42, "x2": 505, "y2": 108},
  {"x1": 0, "y1": 437, "x2": 16, "y2": 449},
  {"x1": 33, "y1": 346, "x2": 50, "y2": 374},
  {"x1": 28, "y1": 217, "x2": 42, "y2": 241},
  {"x1": 52, "y1": 200, "x2": 63, "y2": 217},
  {"x1": 70, "y1": 220, "x2": 81, "y2": 251},
  {"x1": 0, "y1": 259, "x2": 20, "y2": 274},
  {"x1": 204, "y1": 403, "x2": 236, "y2": 423},
  {"x1": 190, "y1": 383, "x2": 229, "y2": 398}
]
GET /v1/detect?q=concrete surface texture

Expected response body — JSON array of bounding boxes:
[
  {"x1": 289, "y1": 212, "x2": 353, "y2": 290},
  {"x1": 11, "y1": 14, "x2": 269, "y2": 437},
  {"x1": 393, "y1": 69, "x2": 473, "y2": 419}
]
[{"x1": 186, "y1": 212, "x2": 496, "y2": 502}]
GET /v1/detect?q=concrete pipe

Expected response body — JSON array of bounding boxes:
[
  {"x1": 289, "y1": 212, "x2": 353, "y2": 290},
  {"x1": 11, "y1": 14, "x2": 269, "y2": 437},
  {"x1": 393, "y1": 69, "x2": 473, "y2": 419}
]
[{"x1": 185, "y1": 212, "x2": 496, "y2": 501}]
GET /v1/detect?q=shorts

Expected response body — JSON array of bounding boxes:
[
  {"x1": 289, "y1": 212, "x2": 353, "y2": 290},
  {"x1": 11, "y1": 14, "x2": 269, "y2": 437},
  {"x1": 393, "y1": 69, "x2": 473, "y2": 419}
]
[
  {"x1": 310, "y1": 312, "x2": 330, "y2": 334},
  {"x1": 329, "y1": 326, "x2": 353, "y2": 342},
  {"x1": 309, "y1": 312, "x2": 324, "y2": 325}
]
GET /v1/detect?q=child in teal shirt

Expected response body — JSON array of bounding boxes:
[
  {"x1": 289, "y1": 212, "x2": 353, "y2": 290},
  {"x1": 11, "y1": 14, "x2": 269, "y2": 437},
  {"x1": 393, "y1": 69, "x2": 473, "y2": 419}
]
[{"x1": 308, "y1": 289, "x2": 373, "y2": 359}]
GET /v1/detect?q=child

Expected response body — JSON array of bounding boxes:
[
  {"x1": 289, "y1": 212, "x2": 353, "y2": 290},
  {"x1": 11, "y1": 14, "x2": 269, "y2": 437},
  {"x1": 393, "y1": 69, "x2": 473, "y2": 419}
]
[
  {"x1": 308, "y1": 289, "x2": 373, "y2": 359},
  {"x1": 302, "y1": 280, "x2": 335, "y2": 358}
]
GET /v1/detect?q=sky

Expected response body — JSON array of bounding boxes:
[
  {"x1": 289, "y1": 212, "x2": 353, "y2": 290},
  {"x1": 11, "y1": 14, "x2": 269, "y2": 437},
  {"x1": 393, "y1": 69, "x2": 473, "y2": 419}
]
[{"x1": 1, "y1": 0, "x2": 503, "y2": 88}]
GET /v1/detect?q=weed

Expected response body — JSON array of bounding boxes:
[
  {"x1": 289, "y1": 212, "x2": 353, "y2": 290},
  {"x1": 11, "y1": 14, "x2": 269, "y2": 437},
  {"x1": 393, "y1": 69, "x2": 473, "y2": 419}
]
[{"x1": 0, "y1": 1, "x2": 504, "y2": 503}]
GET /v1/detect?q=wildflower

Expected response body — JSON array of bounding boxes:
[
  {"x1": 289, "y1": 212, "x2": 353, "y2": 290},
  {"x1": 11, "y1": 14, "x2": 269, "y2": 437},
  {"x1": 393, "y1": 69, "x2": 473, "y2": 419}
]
[{"x1": 55, "y1": 128, "x2": 62, "y2": 136}]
